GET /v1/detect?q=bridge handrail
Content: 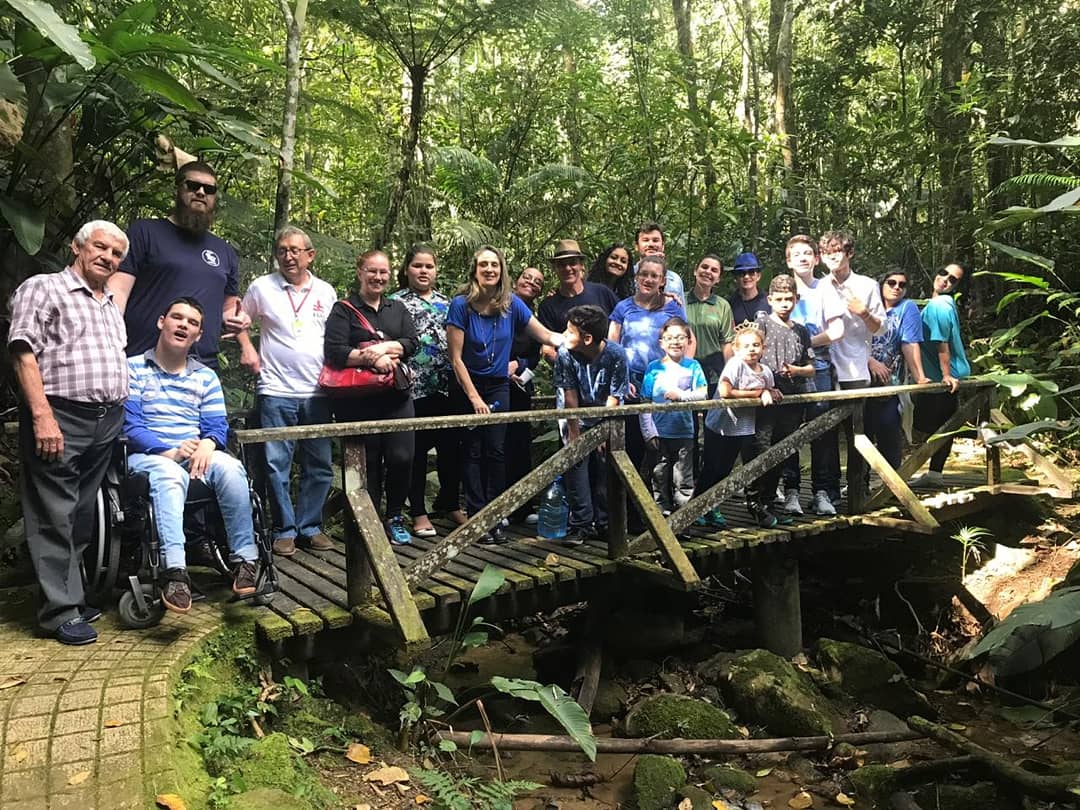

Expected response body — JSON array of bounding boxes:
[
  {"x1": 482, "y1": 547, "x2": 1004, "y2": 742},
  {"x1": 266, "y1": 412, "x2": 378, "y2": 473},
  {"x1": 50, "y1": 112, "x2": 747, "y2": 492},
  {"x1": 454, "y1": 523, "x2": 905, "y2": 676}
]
[{"x1": 235, "y1": 378, "x2": 995, "y2": 444}]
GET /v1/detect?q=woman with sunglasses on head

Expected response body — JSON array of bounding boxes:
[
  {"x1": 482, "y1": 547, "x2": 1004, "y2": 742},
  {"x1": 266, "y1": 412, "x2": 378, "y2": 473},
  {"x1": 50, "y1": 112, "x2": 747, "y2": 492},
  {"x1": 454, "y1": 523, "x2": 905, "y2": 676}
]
[
  {"x1": 391, "y1": 244, "x2": 467, "y2": 537},
  {"x1": 588, "y1": 243, "x2": 635, "y2": 301},
  {"x1": 865, "y1": 269, "x2": 930, "y2": 471},
  {"x1": 909, "y1": 263, "x2": 972, "y2": 488},
  {"x1": 446, "y1": 246, "x2": 563, "y2": 544}
]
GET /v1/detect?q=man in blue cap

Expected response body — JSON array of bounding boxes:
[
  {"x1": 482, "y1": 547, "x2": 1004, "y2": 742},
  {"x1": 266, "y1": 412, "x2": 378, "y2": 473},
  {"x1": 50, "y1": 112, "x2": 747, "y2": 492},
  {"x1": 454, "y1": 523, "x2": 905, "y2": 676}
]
[{"x1": 728, "y1": 252, "x2": 771, "y2": 323}]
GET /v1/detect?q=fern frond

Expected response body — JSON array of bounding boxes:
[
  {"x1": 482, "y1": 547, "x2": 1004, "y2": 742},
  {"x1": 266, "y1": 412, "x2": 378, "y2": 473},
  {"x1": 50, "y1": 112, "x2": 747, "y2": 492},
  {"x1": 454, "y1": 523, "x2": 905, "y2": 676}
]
[
  {"x1": 432, "y1": 217, "x2": 505, "y2": 252},
  {"x1": 991, "y1": 172, "x2": 1080, "y2": 197}
]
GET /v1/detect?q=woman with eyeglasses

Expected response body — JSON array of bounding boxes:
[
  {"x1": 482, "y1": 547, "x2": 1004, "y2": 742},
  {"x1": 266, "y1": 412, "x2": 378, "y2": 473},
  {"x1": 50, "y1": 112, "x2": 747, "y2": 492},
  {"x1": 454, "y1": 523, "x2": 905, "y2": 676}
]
[
  {"x1": 865, "y1": 270, "x2": 930, "y2": 470},
  {"x1": 446, "y1": 246, "x2": 562, "y2": 544},
  {"x1": 391, "y1": 244, "x2": 467, "y2": 537},
  {"x1": 324, "y1": 250, "x2": 419, "y2": 545},
  {"x1": 910, "y1": 263, "x2": 972, "y2": 488}
]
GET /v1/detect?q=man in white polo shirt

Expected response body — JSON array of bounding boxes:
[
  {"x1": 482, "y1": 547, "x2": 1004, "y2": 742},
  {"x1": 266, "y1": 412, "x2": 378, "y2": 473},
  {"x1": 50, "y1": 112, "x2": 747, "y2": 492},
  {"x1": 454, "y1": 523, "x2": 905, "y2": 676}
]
[{"x1": 239, "y1": 226, "x2": 338, "y2": 556}]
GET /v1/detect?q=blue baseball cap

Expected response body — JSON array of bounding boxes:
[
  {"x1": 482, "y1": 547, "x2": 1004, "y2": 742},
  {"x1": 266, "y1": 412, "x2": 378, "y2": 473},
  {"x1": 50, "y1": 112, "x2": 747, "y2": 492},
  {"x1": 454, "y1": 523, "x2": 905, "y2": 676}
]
[{"x1": 732, "y1": 252, "x2": 761, "y2": 273}]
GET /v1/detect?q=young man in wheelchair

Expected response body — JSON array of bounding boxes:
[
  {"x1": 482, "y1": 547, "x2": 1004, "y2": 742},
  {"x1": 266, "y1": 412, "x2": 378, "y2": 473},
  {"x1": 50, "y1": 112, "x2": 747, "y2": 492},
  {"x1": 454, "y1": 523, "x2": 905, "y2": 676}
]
[{"x1": 124, "y1": 296, "x2": 259, "y2": 613}]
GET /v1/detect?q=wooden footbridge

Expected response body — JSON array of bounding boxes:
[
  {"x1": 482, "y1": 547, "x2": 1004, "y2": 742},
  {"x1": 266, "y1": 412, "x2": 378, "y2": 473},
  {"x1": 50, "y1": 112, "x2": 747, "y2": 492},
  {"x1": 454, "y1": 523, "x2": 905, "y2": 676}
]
[{"x1": 237, "y1": 381, "x2": 1074, "y2": 662}]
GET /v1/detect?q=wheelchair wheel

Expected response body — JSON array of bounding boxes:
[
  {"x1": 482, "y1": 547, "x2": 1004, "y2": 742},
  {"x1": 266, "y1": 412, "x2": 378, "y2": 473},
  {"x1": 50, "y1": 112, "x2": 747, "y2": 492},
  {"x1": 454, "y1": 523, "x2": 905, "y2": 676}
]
[
  {"x1": 117, "y1": 584, "x2": 166, "y2": 629},
  {"x1": 82, "y1": 488, "x2": 121, "y2": 604}
]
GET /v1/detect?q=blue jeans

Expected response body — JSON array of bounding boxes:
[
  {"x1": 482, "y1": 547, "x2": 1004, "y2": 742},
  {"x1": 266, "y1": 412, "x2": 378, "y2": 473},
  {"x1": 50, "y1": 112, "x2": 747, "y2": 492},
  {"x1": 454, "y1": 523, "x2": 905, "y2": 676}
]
[
  {"x1": 129, "y1": 451, "x2": 258, "y2": 570},
  {"x1": 452, "y1": 375, "x2": 509, "y2": 517},
  {"x1": 865, "y1": 394, "x2": 902, "y2": 469},
  {"x1": 260, "y1": 395, "x2": 333, "y2": 540},
  {"x1": 565, "y1": 424, "x2": 607, "y2": 531}
]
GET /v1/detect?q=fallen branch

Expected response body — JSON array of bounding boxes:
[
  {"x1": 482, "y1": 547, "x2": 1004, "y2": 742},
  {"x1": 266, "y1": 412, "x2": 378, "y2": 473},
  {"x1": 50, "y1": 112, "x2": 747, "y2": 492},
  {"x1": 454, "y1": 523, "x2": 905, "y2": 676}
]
[
  {"x1": 435, "y1": 729, "x2": 923, "y2": 756},
  {"x1": 548, "y1": 771, "x2": 607, "y2": 788},
  {"x1": 907, "y1": 716, "x2": 1078, "y2": 802}
]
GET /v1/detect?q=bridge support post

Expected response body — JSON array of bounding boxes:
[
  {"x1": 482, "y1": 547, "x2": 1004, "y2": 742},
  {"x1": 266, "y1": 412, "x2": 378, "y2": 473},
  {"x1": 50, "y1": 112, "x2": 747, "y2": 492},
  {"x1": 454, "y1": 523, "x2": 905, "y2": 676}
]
[
  {"x1": 752, "y1": 553, "x2": 802, "y2": 657},
  {"x1": 343, "y1": 438, "x2": 373, "y2": 607},
  {"x1": 606, "y1": 419, "x2": 628, "y2": 559}
]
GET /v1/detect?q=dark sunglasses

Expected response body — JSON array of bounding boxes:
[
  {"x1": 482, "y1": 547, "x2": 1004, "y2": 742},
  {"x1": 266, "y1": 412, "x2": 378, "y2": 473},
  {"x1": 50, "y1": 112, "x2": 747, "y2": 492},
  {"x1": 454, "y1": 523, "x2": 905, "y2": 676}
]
[
  {"x1": 181, "y1": 179, "x2": 218, "y2": 195},
  {"x1": 936, "y1": 268, "x2": 962, "y2": 284},
  {"x1": 884, "y1": 279, "x2": 907, "y2": 289}
]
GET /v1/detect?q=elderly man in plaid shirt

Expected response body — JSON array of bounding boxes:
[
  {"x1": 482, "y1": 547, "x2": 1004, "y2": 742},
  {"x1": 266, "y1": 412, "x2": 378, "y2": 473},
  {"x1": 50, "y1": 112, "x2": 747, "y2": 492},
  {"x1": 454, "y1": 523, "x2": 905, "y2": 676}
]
[{"x1": 9, "y1": 221, "x2": 130, "y2": 645}]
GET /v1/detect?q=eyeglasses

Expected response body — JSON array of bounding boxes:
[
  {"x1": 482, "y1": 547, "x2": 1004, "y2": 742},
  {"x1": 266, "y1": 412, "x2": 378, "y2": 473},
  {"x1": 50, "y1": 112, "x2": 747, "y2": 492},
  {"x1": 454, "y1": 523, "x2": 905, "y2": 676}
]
[
  {"x1": 182, "y1": 179, "x2": 217, "y2": 195},
  {"x1": 936, "y1": 268, "x2": 962, "y2": 284},
  {"x1": 275, "y1": 246, "x2": 313, "y2": 257},
  {"x1": 884, "y1": 279, "x2": 907, "y2": 289}
]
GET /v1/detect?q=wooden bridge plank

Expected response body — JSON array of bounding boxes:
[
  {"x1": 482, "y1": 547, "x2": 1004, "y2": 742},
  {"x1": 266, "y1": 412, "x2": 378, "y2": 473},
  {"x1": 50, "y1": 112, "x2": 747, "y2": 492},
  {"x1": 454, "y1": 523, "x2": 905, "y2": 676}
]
[
  {"x1": 528, "y1": 537, "x2": 618, "y2": 572},
  {"x1": 407, "y1": 535, "x2": 542, "y2": 590},
  {"x1": 254, "y1": 608, "x2": 294, "y2": 642},
  {"x1": 418, "y1": 530, "x2": 560, "y2": 587},
  {"x1": 299, "y1": 542, "x2": 452, "y2": 611},
  {"x1": 502, "y1": 540, "x2": 599, "y2": 576},
  {"x1": 390, "y1": 541, "x2": 500, "y2": 596},
  {"x1": 275, "y1": 569, "x2": 353, "y2": 630},
  {"x1": 264, "y1": 591, "x2": 324, "y2": 636}
]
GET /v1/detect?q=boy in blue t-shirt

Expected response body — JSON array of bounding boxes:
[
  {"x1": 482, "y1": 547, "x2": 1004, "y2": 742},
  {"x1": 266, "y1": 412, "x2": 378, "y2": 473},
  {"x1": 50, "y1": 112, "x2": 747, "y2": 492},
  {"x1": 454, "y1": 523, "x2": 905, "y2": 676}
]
[
  {"x1": 639, "y1": 317, "x2": 707, "y2": 513},
  {"x1": 554, "y1": 305, "x2": 629, "y2": 546}
]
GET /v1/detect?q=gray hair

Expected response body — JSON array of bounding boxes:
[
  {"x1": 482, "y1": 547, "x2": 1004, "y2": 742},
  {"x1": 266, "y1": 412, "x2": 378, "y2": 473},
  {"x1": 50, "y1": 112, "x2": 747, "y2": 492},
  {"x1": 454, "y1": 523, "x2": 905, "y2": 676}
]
[
  {"x1": 274, "y1": 224, "x2": 313, "y2": 250},
  {"x1": 73, "y1": 220, "x2": 129, "y2": 260}
]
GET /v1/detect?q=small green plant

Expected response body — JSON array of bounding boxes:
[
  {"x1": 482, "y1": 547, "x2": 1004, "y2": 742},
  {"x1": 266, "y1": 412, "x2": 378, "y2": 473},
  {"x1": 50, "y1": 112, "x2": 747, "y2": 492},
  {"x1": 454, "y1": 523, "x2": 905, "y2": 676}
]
[
  {"x1": 952, "y1": 525, "x2": 993, "y2": 577},
  {"x1": 414, "y1": 767, "x2": 542, "y2": 810},
  {"x1": 389, "y1": 665, "x2": 459, "y2": 746}
]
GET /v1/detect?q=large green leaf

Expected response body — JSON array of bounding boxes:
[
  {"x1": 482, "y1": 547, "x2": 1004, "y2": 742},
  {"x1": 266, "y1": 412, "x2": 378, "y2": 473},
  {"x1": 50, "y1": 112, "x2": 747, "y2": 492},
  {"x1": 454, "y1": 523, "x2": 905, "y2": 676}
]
[
  {"x1": 0, "y1": 63, "x2": 26, "y2": 103},
  {"x1": 988, "y1": 135, "x2": 1080, "y2": 148},
  {"x1": 5, "y1": 0, "x2": 94, "y2": 69},
  {"x1": 965, "y1": 586, "x2": 1080, "y2": 676},
  {"x1": 975, "y1": 266, "x2": 1051, "y2": 288},
  {"x1": 468, "y1": 565, "x2": 506, "y2": 607},
  {"x1": 490, "y1": 676, "x2": 596, "y2": 761},
  {"x1": 0, "y1": 195, "x2": 45, "y2": 255},
  {"x1": 122, "y1": 65, "x2": 205, "y2": 112}
]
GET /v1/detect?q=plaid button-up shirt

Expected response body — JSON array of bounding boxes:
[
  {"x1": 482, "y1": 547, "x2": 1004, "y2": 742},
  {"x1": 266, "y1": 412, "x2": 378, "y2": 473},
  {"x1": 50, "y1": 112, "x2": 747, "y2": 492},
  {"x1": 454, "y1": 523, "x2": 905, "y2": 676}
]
[{"x1": 8, "y1": 267, "x2": 128, "y2": 404}]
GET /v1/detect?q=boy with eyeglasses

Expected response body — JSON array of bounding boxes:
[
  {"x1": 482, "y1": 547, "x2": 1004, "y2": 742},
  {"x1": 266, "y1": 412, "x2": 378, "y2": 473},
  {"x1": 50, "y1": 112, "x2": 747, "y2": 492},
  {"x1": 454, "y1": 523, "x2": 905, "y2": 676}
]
[
  {"x1": 639, "y1": 317, "x2": 708, "y2": 514},
  {"x1": 910, "y1": 263, "x2": 971, "y2": 488}
]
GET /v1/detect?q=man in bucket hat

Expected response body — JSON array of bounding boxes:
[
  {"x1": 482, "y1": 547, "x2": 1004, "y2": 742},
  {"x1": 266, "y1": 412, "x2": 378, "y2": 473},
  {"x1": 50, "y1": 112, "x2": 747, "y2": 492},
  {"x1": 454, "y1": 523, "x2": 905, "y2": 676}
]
[
  {"x1": 538, "y1": 239, "x2": 619, "y2": 362},
  {"x1": 728, "y1": 251, "x2": 772, "y2": 324}
]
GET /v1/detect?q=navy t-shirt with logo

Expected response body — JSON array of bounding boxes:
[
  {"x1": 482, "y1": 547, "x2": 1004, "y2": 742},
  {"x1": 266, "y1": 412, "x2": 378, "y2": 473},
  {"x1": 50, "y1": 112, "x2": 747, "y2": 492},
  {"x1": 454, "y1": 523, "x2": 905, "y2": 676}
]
[{"x1": 119, "y1": 218, "x2": 240, "y2": 363}]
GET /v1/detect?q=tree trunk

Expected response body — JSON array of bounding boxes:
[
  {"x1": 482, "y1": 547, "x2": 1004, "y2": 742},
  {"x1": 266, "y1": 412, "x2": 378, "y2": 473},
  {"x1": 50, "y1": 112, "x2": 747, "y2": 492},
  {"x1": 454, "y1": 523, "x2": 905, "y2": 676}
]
[
  {"x1": 934, "y1": 0, "x2": 973, "y2": 265},
  {"x1": 378, "y1": 63, "x2": 427, "y2": 250},
  {"x1": 772, "y1": 0, "x2": 804, "y2": 231},
  {"x1": 737, "y1": 0, "x2": 761, "y2": 244},
  {"x1": 273, "y1": 0, "x2": 308, "y2": 234}
]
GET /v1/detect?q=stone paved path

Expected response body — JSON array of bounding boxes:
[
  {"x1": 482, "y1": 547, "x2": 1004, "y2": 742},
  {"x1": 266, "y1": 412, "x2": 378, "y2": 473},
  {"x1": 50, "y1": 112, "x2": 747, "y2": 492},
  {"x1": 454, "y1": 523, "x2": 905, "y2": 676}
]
[{"x1": 0, "y1": 586, "x2": 224, "y2": 810}]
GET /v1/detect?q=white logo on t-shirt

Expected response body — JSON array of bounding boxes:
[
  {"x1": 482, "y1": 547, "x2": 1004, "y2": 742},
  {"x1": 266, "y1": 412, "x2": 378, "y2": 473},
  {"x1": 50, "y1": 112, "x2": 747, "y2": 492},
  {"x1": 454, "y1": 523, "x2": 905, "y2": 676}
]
[{"x1": 202, "y1": 250, "x2": 220, "y2": 267}]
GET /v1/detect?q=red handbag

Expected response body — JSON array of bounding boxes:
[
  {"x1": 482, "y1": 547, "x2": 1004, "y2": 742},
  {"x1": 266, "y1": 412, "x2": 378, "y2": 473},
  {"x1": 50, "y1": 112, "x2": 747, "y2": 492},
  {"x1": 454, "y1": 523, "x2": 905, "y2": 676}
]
[{"x1": 318, "y1": 300, "x2": 415, "y2": 397}]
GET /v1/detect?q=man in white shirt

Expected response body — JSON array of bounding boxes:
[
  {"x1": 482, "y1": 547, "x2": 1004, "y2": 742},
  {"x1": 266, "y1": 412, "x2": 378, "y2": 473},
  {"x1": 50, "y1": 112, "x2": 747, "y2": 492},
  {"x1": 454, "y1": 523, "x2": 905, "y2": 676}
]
[{"x1": 238, "y1": 226, "x2": 338, "y2": 556}]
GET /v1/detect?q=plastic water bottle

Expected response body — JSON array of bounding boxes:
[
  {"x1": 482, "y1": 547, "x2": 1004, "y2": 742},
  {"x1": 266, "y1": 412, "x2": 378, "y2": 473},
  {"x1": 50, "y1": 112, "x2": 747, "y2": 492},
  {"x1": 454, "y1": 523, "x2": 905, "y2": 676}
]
[
  {"x1": 468, "y1": 400, "x2": 500, "y2": 431},
  {"x1": 537, "y1": 476, "x2": 569, "y2": 540}
]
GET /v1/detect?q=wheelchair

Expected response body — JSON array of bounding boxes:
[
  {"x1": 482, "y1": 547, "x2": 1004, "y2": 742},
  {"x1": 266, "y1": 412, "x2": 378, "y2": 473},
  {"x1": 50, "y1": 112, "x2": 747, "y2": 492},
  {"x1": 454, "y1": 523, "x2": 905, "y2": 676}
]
[{"x1": 81, "y1": 433, "x2": 278, "y2": 629}]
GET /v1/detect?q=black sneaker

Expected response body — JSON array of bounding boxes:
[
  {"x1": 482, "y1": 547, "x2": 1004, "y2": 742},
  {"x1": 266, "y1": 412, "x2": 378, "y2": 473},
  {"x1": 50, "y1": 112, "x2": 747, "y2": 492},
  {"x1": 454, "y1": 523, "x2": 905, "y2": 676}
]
[
  {"x1": 489, "y1": 527, "x2": 509, "y2": 545},
  {"x1": 55, "y1": 617, "x2": 97, "y2": 646},
  {"x1": 747, "y1": 502, "x2": 779, "y2": 529},
  {"x1": 562, "y1": 528, "x2": 588, "y2": 547},
  {"x1": 81, "y1": 605, "x2": 102, "y2": 623}
]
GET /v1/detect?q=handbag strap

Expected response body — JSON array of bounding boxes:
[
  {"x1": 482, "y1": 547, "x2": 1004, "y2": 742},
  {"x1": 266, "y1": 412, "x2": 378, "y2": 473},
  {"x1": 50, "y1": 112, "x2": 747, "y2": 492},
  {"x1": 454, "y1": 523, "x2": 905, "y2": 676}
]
[{"x1": 337, "y1": 299, "x2": 382, "y2": 342}]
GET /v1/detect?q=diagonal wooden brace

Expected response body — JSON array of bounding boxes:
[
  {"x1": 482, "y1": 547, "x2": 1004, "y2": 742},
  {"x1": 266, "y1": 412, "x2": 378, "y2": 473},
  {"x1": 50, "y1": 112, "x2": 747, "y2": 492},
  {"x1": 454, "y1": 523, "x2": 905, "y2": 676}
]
[
  {"x1": 610, "y1": 450, "x2": 701, "y2": 589},
  {"x1": 865, "y1": 389, "x2": 989, "y2": 511},
  {"x1": 987, "y1": 408, "x2": 1075, "y2": 496},
  {"x1": 853, "y1": 434, "x2": 939, "y2": 529},
  {"x1": 343, "y1": 448, "x2": 429, "y2": 645},
  {"x1": 628, "y1": 403, "x2": 854, "y2": 551},
  {"x1": 404, "y1": 426, "x2": 608, "y2": 588}
]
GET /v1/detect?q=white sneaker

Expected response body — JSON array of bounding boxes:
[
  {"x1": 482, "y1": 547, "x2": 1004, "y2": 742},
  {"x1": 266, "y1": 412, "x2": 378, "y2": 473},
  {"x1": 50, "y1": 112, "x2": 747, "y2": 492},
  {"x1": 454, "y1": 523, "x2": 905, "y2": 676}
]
[
  {"x1": 783, "y1": 489, "x2": 804, "y2": 515},
  {"x1": 525, "y1": 513, "x2": 539, "y2": 525},
  {"x1": 909, "y1": 470, "x2": 944, "y2": 489},
  {"x1": 500, "y1": 517, "x2": 510, "y2": 527},
  {"x1": 773, "y1": 483, "x2": 786, "y2": 505},
  {"x1": 812, "y1": 491, "x2": 837, "y2": 516}
]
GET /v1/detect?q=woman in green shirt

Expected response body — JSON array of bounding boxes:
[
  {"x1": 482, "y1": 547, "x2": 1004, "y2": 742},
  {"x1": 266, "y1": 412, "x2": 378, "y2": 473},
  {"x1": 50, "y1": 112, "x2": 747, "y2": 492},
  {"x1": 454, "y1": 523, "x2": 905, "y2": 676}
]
[{"x1": 685, "y1": 254, "x2": 734, "y2": 394}]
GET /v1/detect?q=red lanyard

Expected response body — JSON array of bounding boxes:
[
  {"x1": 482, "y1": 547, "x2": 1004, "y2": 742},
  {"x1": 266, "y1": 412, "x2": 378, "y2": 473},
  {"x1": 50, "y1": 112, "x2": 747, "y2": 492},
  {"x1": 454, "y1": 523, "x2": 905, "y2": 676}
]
[{"x1": 286, "y1": 285, "x2": 312, "y2": 319}]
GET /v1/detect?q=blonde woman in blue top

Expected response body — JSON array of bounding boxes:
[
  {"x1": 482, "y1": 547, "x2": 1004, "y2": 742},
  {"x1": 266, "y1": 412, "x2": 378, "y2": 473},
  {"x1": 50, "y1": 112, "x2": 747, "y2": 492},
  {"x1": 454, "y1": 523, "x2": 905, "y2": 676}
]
[{"x1": 446, "y1": 246, "x2": 562, "y2": 544}]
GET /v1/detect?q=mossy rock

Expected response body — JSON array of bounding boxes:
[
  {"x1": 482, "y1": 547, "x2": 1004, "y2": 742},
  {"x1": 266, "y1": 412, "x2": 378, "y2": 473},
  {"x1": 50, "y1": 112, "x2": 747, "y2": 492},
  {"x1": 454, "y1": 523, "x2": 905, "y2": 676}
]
[
  {"x1": 677, "y1": 784, "x2": 716, "y2": 809},
  {"x1": 230, "y1": 787, "x2": 314, "y2": 810},
  {"x1": 701, "y1": 764, "x2": 757, "y2": 795},
  {"x1": 229, "y1": 733, "x2": 336, "y2": 808},
  {"x1": 278, "y1": 696, "x2": 382, "y2": 746},
  {"x1": 625, "y1": 694, "x2": 739, "y2": 740},
  {"x1": 815, "y1": 638, "x2": 936, "y2": 719},
  {"x1": 722, "y1": 649, "x2": 835, "y2": 737},
  {"x1": 847, "y1": 764, "x2": 900, "y2": 805},
  {"x1": 591, "y1": 680, "x2": 629, "y2": 721},
  {"x1": 633, "y1": 754, "x2": 687, "y2": 810}
]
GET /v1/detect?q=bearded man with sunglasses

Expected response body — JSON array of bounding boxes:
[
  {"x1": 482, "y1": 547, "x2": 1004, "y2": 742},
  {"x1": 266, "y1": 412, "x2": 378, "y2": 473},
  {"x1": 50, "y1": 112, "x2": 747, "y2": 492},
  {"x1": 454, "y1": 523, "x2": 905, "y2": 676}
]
[
  {"x1": 111, "y1": 161, "x2": 250, "y2": 367},
  {"x1": 909, "y1": 263, "x2": 971, "y2": 488}
]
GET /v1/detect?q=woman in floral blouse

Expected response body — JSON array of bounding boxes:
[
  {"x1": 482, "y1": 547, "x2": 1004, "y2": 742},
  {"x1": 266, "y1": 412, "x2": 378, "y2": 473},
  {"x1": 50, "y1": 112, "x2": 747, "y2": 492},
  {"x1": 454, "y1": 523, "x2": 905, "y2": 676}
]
[{"x1": 392, "y1": 244, "x2": 466, "y2": 535}]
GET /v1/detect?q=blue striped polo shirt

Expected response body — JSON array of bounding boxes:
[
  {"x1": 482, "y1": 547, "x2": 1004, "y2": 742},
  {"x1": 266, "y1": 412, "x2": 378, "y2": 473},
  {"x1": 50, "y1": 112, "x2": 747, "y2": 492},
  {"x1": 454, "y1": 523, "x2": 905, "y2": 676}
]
[{"x1": 124, "y1": 350, "x2": 228, "y2": 455}]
